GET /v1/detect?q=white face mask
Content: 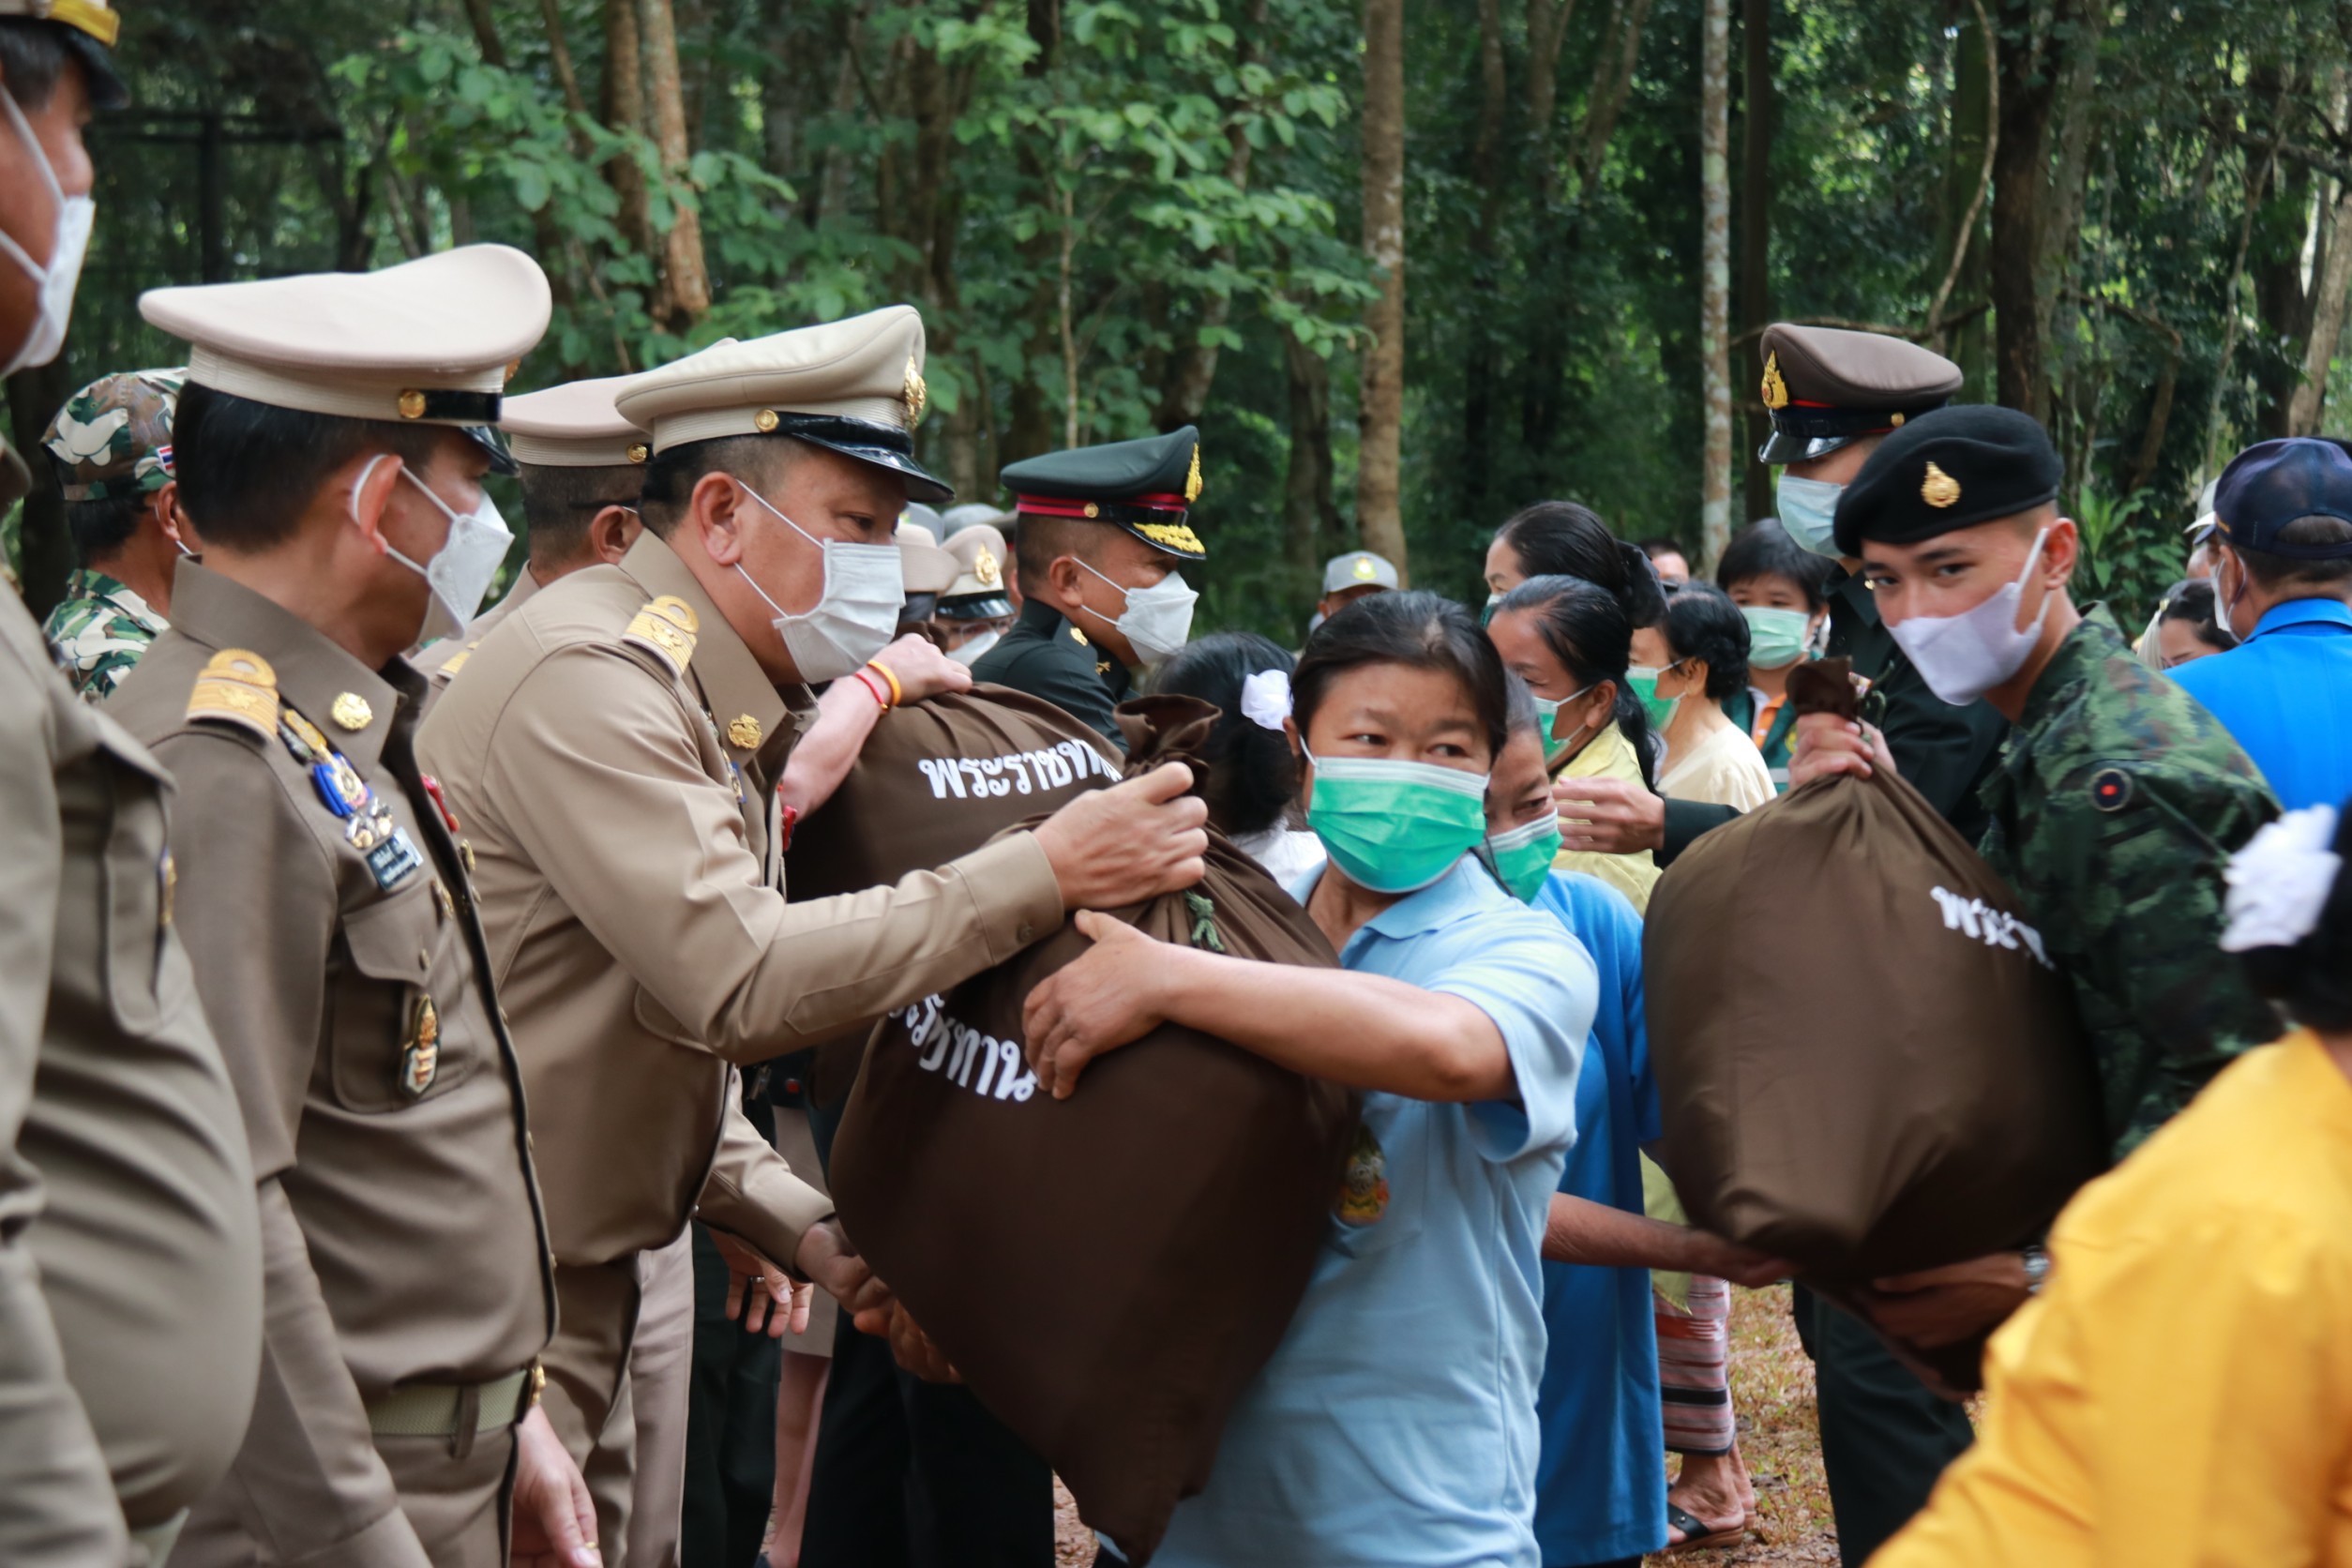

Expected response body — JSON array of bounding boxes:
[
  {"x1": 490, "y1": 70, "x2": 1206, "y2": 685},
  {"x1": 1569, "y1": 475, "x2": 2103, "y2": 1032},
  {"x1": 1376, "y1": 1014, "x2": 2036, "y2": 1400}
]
[
  {"x1": 1886, "y1": 526, "x2": 2054, "y2": 707},
  {"x1": 947, "y1": 626, "x2": 1001, "y2": 666},
  {"x1": 0, "y1": 90, "x2": 95, "y2": 379},
  {"x1": 732, "y1": 482, "x2": 905, "y2": 683},
  {"x1": 352, "y1": 456, "x2": 515, "y2": 648},
  {"x1": 1076, "y1": 558, "x2": 1198, "y2": 665},
  {"x1": 1775, "y1": 473, "x2": 1846, "y2": 559}
]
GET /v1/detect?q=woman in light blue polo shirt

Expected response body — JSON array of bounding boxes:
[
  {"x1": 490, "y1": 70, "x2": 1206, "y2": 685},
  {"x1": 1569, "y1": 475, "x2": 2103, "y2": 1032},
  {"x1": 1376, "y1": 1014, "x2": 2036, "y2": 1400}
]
[{"x1": 1025, "y1": 591, "x2": 1595, "y2": 1568}]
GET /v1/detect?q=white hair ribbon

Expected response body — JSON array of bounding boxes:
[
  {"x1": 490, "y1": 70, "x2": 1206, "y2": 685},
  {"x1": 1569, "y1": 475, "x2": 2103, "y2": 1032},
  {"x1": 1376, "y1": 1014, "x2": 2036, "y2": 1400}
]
[
  {"x1": 2220, "y1": 804, "x2": 2343, "y2": 953},
  {"x1": 1238, "y1": 669, "x2": 1292, "y2": 732}
]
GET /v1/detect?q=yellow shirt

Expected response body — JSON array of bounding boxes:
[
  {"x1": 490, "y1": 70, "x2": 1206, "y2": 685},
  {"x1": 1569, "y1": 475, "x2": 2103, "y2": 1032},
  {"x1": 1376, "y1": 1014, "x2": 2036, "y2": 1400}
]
[
  {"x1": 1550, "y1": 721, "x2": 1661, "y2": 913},
  {"x1": 1871, "y1": 1030, "x2": 2352, "y2": 1568}
]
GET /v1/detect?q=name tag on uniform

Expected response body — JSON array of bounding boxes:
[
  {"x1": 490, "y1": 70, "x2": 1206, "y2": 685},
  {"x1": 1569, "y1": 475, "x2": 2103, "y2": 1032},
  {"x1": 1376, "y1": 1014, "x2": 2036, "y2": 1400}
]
[{"x1": 366, "y1": 828, "x2": 425, "y2": 891}]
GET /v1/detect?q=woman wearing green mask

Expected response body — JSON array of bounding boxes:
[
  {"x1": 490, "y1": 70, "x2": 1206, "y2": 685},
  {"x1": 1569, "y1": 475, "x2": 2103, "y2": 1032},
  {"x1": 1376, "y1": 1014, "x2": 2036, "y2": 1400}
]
[
  {"x1": 1718, "y1": 520, "x2": 1836, "y2": 792},
  {"x1": 1639, "y1": 582, "x2": 1775, "y2": 813},
  {"x1": 1023, "y1": 591, "x2": 1595, "y2": 1568},
  {"x1": 1487, "y1": 575, "x2": 1663, "y2": 913}
]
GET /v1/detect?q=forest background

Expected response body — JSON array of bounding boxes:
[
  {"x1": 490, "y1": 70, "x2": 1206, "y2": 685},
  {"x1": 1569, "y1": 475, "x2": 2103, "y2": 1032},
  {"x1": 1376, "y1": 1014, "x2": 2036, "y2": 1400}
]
[{"x1": 8, "y1": 0, "x2": 2352, "y2": 643}]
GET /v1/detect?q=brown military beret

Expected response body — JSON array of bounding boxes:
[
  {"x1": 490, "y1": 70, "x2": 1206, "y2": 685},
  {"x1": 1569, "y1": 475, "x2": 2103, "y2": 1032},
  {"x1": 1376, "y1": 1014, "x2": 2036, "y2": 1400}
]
[{"x1": 1758, "y1": 324, "x2": 1965, "y2": 464}]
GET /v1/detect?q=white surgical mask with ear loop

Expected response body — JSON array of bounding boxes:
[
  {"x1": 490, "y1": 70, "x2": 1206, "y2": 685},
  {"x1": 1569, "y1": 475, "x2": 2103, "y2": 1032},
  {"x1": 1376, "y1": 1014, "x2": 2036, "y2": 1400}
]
[
  {"x1": 0, "y1": 89, "x2": 95, "y2": 379},
  {"x1": 351, "y1": 455, "x2": 515, "y2": 648},
  {"x1": 1775, "y1": 474, "x2": 1847, "y2": 559},
  {"x1": 732, "y1": 482, "x2": 905, "y2": 683},
  {"x1": 1075, "y1": 558, "x2": 1198, "y2": 665},
  {"x1": 1886, "y1": 526, "x2": 2055, "y2": 706}
]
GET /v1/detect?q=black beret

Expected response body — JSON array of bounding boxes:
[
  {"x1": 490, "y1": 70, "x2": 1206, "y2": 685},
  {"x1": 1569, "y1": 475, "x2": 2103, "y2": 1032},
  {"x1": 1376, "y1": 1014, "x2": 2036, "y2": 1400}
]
[
  {"x1": 1832, "y1": 404, "x2": 2063, "y2": 556},
  {"x1": 1002, "y1": 425, "x2": 1205, "y2": 561}
]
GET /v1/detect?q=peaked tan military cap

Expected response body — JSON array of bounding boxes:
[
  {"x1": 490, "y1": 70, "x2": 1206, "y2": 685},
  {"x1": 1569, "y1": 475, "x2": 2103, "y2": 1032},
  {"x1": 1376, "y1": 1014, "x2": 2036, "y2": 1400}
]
[
  {"x1": 939, "y1": 522, "x2": 1012, "y2": 619},
  {"x1": 611, "y1": 305, "x2": 951, "y2": 503},
  {"x1": 504, "y1": 375, "x2": 647, "y2": 469},
  {"x1": 141, "y1": 246, "x2": 550, "y2": 472},
  {"x1": 895, "y1": 519, "x2": 961, "y2": 596}
]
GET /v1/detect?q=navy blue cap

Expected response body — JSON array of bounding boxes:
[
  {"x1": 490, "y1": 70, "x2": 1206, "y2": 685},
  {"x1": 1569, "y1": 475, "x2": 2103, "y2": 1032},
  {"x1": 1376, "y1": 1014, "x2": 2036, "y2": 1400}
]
[{"x1": 2213, "y1": 438, "x2": 2352, "y2": 560}]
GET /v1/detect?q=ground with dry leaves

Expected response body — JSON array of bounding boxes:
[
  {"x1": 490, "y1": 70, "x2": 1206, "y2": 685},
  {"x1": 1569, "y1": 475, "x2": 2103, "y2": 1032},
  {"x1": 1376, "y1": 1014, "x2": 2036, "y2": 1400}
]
[{"x1": 1051, "y1": 1285, "x2": 1936, "y2": 1566}]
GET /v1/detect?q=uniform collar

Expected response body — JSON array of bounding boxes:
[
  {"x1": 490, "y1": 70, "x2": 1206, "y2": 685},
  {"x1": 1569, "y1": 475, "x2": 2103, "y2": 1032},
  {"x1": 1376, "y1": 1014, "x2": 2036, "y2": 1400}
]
[
  {"x1": 68, "y1": 568, "x2": 167, "y2": 634},
  {"x1": 500, "y1": 563, "x2": 546, "y2": 612},
  {"x1": 1291, "y1": 857, "x2": 1499, "y2": 948},
  {"x1": 2015, "y1": 603, "x2": 2129, "y2": 736},
  {"x1": 2246, "y1": 596, "x2": 2352, "y2": 639},
  {"x1": 618, "y1": 531, "x2": 799, "y2": 765},
  {"x1": 1828, "y1": 565, "x2": 1883, "y2": 629},
  {"x1": 1017, "y1": 593, "x2": 1075, "y2": 641},
  {"x1": 166, "y1": 560, "x2": 407, "y2": 774}
]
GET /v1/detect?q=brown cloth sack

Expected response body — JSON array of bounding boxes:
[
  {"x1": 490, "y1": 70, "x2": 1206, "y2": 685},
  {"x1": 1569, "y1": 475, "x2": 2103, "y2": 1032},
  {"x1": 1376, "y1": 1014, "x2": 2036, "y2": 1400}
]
[
  {"x1": 1645, "y1": 660, "x2": 2103, "y2": 1391},
  {"x1": 828, "y1": 697, "x2": 1359, "y2": 1565}
]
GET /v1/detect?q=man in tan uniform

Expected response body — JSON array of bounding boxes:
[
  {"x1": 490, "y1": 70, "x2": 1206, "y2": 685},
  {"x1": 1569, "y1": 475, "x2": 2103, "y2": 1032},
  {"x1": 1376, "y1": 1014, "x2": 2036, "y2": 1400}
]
[
  {"x1": 416, "y1": 306, "x2": 1210, "y2": 1560},
  {"x1": 420, "y1": 375, "x2": 647, "y2": 690},
  {"x1": 0, "y1": 8, "x2": 266, "y2": 1562},
  {"x1": 109, "y1": 247, "x2": 598, "y2": 1568}
]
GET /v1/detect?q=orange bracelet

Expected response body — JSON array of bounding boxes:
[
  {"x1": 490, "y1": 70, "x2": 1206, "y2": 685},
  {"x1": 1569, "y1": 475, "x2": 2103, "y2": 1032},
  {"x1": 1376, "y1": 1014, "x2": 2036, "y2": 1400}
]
[{"x1": 864, "y1": 659, "x2": 903, "y2": 707}]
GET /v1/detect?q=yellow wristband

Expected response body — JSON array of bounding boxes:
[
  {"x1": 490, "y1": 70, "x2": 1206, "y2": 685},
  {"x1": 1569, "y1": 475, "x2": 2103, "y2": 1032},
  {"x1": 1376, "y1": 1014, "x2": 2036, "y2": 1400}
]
[{"x1": 865, "y1": 659, "x2": 903, "y2": 708}]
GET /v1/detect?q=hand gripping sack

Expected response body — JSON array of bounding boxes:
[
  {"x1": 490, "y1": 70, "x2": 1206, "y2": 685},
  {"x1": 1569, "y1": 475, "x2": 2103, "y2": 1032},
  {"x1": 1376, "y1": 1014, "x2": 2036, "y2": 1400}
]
[
  {"x1": 1644, "y1": 661, "x2": 2103, "y2": 1384},
  {"x1": 828, "y1": 697, "x2": 1359, "y2": 1564}
]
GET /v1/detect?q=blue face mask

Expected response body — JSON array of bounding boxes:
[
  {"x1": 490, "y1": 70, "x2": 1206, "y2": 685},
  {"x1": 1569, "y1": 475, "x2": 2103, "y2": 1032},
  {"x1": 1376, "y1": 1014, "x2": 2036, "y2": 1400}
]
[
  {"x1": 1776, "y1": 474, "x2": 1846, "y2": 559},
  {"x1": 1478, "y1": 810, "x2": 1562, "y2": 904},
  {"x1": 1303, "y1": 745, "x2": 1491, "y2": 895}
]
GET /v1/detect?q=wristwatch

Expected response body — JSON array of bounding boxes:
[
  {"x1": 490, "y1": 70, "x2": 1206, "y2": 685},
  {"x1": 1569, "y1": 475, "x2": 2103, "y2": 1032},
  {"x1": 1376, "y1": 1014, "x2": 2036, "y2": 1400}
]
[{"x1": 2020, "y1": 1244, "x2": 2052, "y2": 1295}]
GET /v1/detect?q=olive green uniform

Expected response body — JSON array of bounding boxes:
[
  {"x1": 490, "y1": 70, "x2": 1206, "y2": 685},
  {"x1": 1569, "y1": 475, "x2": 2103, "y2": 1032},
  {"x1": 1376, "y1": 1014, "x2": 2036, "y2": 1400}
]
[{"x1": 968, "y1": 596, "x2": 1131, "y2": 750}]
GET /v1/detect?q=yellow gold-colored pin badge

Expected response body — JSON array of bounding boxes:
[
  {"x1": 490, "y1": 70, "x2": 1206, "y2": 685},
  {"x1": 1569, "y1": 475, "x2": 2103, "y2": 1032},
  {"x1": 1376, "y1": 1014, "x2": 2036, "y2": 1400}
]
[
  {"x1": 1184, "y1": 444, "x2": 1204, "y2": 504},
  {"x1": 626, "y1": 442, "x2": 650, "y2": 464},
  {"x1": 727, "y1": 714, "x2": 762, "y2": 749},
  {"x1": 330, "y1": 692, "x2": 373, "y2": 731},
  {"x1": 397, "y1": 389, "x2": 428, "y2": 420},
  {"x1": 186, "y1": 648, "x2": 279, "y2": 739},
  {"x1": 626, "y1": 594, "x2": 701, "y2": 676},
  {"x1": 974, "y1": 547, "x2": 1001, "y2": 587},
  {"x1": 399, "y1": 993, "x2": 440, "y2": 1097},
  {"x1": 754, "y1": 408, "x2": 780, "y2": 433},
  {"x1": 1082, "y1": 502, "x2": 1101, "y2": 519},
  {"x1": 903, "y1": 356, "x2": 927, "y2": 428},
  {"x1": 1921, "y1": 461, "x2": 1962, "y2": 509},
  {"x1": 1761, "y1": 353, "x2": 1788, "y2": 411}
]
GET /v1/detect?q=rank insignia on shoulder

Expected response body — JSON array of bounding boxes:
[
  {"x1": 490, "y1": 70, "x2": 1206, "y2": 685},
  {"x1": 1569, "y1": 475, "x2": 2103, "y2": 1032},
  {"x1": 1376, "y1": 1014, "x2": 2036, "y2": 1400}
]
[
  {"x1": 366, "y1": 827, "x2": 425, "y2": 891},
  {"x1": 2090, "y1": 766, "x2": 2134, "y2": 813},
  {"x1": 188, "y1": 648, "x2": 279, "y2": 739},
  {"x1": 626, "y1": 594, "x2": 700, "y2": 676},
  {"x1": 441, "y1": 646, "x2": 475, "y2": 676},
  {"x1": 399, "y1": 991, "x2": 440, "y2": 1097}
]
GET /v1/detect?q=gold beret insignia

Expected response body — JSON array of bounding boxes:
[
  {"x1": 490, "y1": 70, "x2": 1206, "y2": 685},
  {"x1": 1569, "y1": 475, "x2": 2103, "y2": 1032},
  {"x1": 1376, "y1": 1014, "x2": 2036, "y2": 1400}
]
[{"x1": 1921, "y1": 461, "x2": 1962, "y2": 509}]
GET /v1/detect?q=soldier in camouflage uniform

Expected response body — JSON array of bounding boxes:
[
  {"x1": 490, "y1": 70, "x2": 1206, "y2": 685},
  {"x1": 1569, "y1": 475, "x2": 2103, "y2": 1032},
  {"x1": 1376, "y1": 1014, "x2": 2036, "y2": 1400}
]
[
  {"x1": 38, "y1": 368, "x2": 192, "y2": 701},
  {"x1": 1793, "y1": 404, "x2": 2280, "y2": 1360}
]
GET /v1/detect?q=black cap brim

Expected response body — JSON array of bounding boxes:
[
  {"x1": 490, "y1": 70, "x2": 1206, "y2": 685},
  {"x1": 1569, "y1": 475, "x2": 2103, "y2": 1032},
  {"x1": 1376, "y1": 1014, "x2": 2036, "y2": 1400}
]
[
  {"x1": 1757, "y1": 429, "x2": 1859, "y2": 465},
  {"x1": 938, "y1": 594, "x2": 1013, "y2": 620},
  {"x1": 463, "y1": 425, "x2": 518, "y2": 477},
  {"x1": 797, "y1": 434, "x2": 953, "y2": 505},
  {"x1": 59, "y1": 31, "x2": 128, "y2": 111}
]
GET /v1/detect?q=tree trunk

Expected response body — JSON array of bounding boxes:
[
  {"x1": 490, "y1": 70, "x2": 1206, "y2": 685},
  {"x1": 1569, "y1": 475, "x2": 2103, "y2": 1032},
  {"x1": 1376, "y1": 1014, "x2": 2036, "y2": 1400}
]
[
  {"x1": 1698, "y1": 0, "x2": 1732, "y2": 570},
  {"x1": 7, "y1": 358, "x2": 76, "y2": 618},
  {"x1": 2291, "y1": 183, "x2": 2352, "y2": 433},
  {"x1": 1577, "y1": 0, "x2": 1656, "y2": 197},
  {"x1": 1357, "y1": 0, "x2": 1408, "y2": 576},
  {"x1": 1459, "y1": 0, "x2": 1510, "y2": 528},
  {"x1": 1284, "y1": 333, "x2": 1341, "y2": 576},
  {"x1": 1155, "y1": 0, "x2": 1268, "y2": 430},
  {"x1": 604, "y1": 0, "x2": 655, "y2": 265},
  {"x1": 1935, "y1": 0, "x2": 1995, "y2": 398},
  {"x1": 639, "y1": 0, "x2": 711, "y2": 328},
  {"x1": 1003, "y1": 0, "x2": 1064, "y2": 468},
  {"x1": 1736, "y1": 0, "x2": 1772, "y2": 525},
  {"x1": 1990, "y1": 0, "x2": 2055, "y2": 418}
]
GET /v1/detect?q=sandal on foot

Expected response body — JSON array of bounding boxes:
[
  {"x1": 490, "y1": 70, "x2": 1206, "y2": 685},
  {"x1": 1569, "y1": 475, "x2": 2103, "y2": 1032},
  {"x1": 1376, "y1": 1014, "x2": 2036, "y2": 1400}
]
[{"x1": 1665, "y1": 1501, "x2": 1748, "y2": 1552}]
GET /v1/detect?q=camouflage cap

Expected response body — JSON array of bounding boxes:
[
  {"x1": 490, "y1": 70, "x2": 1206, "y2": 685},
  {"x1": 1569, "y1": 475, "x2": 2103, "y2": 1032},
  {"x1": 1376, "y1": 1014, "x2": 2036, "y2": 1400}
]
[{"x1": 42, "y1": 367, "x2": 183, "y2": 502}]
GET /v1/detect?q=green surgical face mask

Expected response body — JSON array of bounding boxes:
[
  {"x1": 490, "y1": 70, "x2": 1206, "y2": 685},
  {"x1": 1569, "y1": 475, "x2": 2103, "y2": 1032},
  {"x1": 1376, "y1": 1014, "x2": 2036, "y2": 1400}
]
[
  {"x1": 1626, "y1": 665, "x2": 1681, "y2": 731},
  {"x1": 1482, "y1": 593, "x2": 1500, "y2": 628},
  {"x1": 1303, "y1": 746, "x2": 1491, "y2": 895},
  {"x1": 1479, "y1": 810, "x2": 1562, "y2": 904},
  {"x1": 1741, "y1": 605, "x2": 1813, "y2": 671},
  {"x1": 1530, "y1": 681, "x2": 1596, "y2": 756}
]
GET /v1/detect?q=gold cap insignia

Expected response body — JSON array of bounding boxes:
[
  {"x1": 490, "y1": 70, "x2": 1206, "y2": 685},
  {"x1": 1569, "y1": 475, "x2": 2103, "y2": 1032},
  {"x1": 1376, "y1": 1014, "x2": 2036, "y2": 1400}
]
[
  {"x1": 626, "y1": 593, "x2": 701, "y2": 676},
  {"x1": 1921, "y1": 461, "x2": 1962, "y2": 509},
  {"x1": 1184, "y1": 444, "x2": 1204, "y2": 504},
  {"x1": 726, "y1": 714, "x2": 762, "y2": 749},
  {"x1": 754, "y1": 408, "x2": 780, "y2": 433},
  {"x1": 186, "y1": 648, "x2": 279, "y2": 738},
  {"x1": 904, "y1": 355, "x2": 927, "y2": 428},
  {"x1": 1351, "y1": 554, "x2": 1377, "y2": 581},
  {"x1": 1890, "y1": 412, "x2": 1906, "y2": 428},
  {"x1": 974, "y1": 547, "x2": 1002, "y2": 587},
  {"x1": 1133, "y1": 520, "x2": 1205, "y2": 556},
  {"x1": 397, "y1": 390, "x2": 428, "y2": 420},
  {"x1": 626, "y1": 442, "x2": 650, "y2": 464},
  {"x1": 1761, "y1": 353, "x2": 1788, "y2": 411},
  {"x1": 330, "y1": 692, "x2": 373, "y2": 731},
  {"x1": 399, "y1": 993, "x2": 440, "y2": 1097}
]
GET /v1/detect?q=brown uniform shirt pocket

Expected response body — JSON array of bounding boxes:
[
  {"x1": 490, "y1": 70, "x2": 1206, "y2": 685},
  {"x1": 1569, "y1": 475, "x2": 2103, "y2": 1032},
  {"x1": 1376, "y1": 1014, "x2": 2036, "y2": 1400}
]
[
  {"x1": 91, "y1": 728, "x2": 176, "y2": 1038},
  {"x1": 329, "y1": 888, "x2": 476, "y2": 1112}
]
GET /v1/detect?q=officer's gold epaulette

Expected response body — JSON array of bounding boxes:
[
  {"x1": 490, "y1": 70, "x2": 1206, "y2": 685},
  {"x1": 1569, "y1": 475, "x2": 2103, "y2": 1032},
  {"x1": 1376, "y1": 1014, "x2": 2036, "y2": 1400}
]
[
  {"x1": 625, "y1": 594, "x2": 699, "y2": 678},
  {"x1": 440, "y1": 639, "x2": 482, "y2": 677},
  {"x1": 185, "y1": 648, "x2": 278, "y2": 740}
]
